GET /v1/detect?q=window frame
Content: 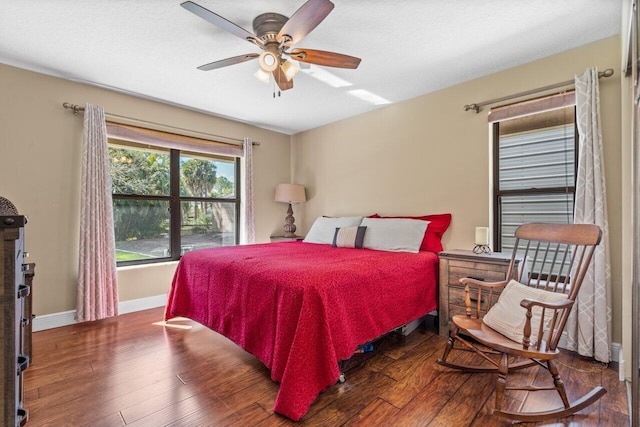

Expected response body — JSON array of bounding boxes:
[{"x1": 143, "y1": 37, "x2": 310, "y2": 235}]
[
  {"x1": 110, "y1": 143, "x2": 241, "y2": 267},
  {"x1": 492, "y1": 109, "x2": 578, "y2": 252}
]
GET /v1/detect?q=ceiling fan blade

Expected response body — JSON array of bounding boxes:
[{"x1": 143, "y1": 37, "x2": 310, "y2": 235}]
[
  {"x1": 274, "y1": 66, "x2": 294, "y2": 91},
  {"x1": 289, "y1": 48, "x2": 361, "y2": 69},
  {"x1": 181, "y1": 1, "x2": 263, "y2": 47},
  {"x1": 277, "y1": 0, "x2": 334, "y2": 47},
  {"x1": 197, "y1": 53, "x2": 259, "y2": 71}
]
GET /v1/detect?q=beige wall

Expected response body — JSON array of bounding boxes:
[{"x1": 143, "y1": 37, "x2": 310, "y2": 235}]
[
  {"x1": 292, "y1": 37, "x2": 624, "y2": 343},
  {"x1": 0, "y1": 63, "x2": 291, "y2": 317}
]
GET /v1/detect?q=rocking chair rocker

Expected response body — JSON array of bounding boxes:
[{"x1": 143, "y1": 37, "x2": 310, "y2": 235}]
[{"x1": 437, "y1": 223, "x2": 606, "y2": 422}]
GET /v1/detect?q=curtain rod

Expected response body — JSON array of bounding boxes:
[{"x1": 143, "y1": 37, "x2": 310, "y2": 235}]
[
  {"x1": 463, "y1": 68, "x2": 614, "y2": 113},
  {"x1": 61, "y1": 102, "x2": 260, "y2": 146}
]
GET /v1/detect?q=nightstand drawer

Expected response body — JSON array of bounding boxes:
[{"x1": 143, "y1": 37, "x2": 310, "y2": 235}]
[
  {"x1": 449, "y1": 303, "x2": 476, "y2": 320},
  {"x1": 447, "y1": 262, "x2": 510, "y2": 285},
  {"x1": 448, "y1": 285, "x2": 501, "y2": 308},
  {"x1": 448, "y1": 285, "x2": 502, "y2": 323}
]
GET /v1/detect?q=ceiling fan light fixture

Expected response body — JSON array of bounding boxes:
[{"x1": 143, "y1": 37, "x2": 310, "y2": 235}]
[
  {"x1": 254, "y1": 68, "x2": 271, "y2": 84},
  {"x1": 259, "y1": 51, "x2": 279, "y2": 72},
  {"x1": 281, "y1": 60, "x2": 299, "y2": 81}
]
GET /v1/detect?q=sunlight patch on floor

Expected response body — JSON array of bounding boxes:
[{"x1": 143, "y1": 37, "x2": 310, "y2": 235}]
[{"x1": 153, "y1": 316, "x2": 193, "y2": 329}]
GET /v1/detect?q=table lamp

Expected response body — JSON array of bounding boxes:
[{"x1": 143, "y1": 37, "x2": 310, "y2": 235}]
[{"x1": 274, "y1": 184, "x2": 306, "y2": 238}]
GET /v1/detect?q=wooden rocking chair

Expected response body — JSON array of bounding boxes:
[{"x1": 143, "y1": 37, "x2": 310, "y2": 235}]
[{"x1": 437, "y1": 223, "x2": 607, "y2": 422}]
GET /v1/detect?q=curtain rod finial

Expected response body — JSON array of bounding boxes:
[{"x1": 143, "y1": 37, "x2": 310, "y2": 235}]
[
  {"x1": 598, "y1": 68, "x2": 614, "y2": 78},
  {"x1": 63, "y1": 102, "x2": 83, "y2": 115},
  {"x1": 464, "y1": 103, "x2": 480, "y2": 113}
]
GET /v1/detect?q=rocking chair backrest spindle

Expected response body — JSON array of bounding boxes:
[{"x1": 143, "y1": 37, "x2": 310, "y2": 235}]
[{"x1": 505, "y1": 223, "x2": 602, "y2": 351}]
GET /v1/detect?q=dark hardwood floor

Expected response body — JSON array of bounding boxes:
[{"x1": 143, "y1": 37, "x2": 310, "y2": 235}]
[{"x1": 24, "y1": 307, "x2": 629, "y2": 426}]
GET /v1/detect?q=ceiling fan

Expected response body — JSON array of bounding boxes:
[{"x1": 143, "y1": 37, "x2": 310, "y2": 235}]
[{"x1": 181, "y1": 0, "x2": 361, "y2": 94}]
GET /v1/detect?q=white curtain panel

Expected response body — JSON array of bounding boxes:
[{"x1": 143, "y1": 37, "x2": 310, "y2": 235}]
[
  {"x1": 76, "y1": 104, "x2": 119, "y2": 322},
  {"x1": 242, "y1": 137, "x2": 255, "y2": 244},
  {"x1": 568, "y1": 68, "x2": 612, "y2": 363}
]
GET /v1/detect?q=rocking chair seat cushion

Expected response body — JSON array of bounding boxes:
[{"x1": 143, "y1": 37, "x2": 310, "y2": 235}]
[{"x1": 482, "y1": 280, "x2": 568, "y2": 345}]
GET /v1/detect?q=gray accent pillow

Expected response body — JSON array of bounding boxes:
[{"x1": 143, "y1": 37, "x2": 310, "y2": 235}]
[{"x1": 332, "y1": 226, "x2": 367, "y2": 248}]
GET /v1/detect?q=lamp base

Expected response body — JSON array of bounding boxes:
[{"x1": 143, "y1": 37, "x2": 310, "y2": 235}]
[{"x1": 283, "y1": 203, "x2": 297, "y2": 238}]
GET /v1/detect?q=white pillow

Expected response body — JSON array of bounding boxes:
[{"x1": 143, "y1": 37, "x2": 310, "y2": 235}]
[
  {"x1": 303, "y1": 216, "x2": 364, "y2": 245},
  {"x1": 360, "y1": 217, "x2": 428, "y2": 253},
  {"x1": 483, "y1": 280, "x2": 568, "y2": 345}
]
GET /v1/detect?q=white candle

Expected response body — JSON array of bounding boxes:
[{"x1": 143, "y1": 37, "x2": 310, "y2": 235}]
[{"x1": 475, "y1": 227, "x2": 489, "y2": 245}]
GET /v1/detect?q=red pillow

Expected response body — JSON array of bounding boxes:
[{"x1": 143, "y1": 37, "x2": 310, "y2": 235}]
[{"x1": 367, "y1": 213, "x2": 452, "y2": 252}]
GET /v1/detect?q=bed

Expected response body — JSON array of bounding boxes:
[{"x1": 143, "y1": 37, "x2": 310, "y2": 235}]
[{"x1": 165, "y1": 214, "x2": 449, "y2": 421}]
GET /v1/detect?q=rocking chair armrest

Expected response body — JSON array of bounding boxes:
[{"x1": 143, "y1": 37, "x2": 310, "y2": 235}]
[
  {"x1": 460, "y1": 279, "x2": 508, "y2": 318},
  {"x1": 519, "y1": 298, "x2": 574, "y2": 349},
  {"x1": 459, "y1": 277, "x2": 507, "y2": 289},
  {"x1": 519, "y1": 298, "x2": 573, "y2": 311}
]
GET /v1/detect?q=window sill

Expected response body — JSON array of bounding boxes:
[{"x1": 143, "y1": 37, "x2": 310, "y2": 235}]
[{"x1": 117, "y1": 260, "x2": 179, "y2": 271}]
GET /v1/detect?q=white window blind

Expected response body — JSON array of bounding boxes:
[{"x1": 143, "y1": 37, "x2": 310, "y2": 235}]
[
  {"x1": 499, "y1": 126, "x2": 575, "y2": 191},
  {"x1": 495, "y1": 118, "x2": 575, "y2": 254}
]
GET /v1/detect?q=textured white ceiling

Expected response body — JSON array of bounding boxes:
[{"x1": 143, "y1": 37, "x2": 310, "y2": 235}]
[{"x1": 0, "y1": 1, "x2": 621, "y2": 134}]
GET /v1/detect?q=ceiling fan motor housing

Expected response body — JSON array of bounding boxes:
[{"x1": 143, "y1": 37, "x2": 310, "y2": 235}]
[{"x1": 252, "y1": 13, "x2": 288, "y2": 43}]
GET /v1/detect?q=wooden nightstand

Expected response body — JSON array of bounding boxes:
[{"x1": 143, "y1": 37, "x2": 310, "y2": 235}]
[
  {"x1": 270, "y1": 235, "x2": 305, "y2": 242},
  {"x1": 438, "y1": 250, "x2": 520, "y2": 337}
]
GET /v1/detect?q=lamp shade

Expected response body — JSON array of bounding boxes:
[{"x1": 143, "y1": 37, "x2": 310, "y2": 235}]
[{"x1": 275, "y1": 184, "x2": 306, "y2": 203}]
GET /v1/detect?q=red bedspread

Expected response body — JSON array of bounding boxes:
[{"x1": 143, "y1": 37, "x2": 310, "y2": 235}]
[{"x1": 165, "y1": 242, "x2": 438, "y2": 421}]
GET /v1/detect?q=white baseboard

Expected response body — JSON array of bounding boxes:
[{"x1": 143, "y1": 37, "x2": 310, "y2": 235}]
[
  {"x1": 557, "y1": 330, "x2": 621, "y2": 365},
  {"x1": 611, "y1": 342, "x2": 622, "y2": 364},
  {"x1": 32, "y1": 293, "x2": 167, "y2": 332},
  {"x1": 118, "y1": 293, "x2": 167, "y2": 315},
  {"x1": 32, "y1": 309, "x2": 77, "y2": 332}
]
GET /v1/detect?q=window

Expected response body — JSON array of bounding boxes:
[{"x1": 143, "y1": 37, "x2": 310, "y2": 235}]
[
  {"x1": 109, "y1": 139, "x2": 240, "y2": 265},
  {"x1": 493, "y1": 98, "x2": 577, "y2": 254}
]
